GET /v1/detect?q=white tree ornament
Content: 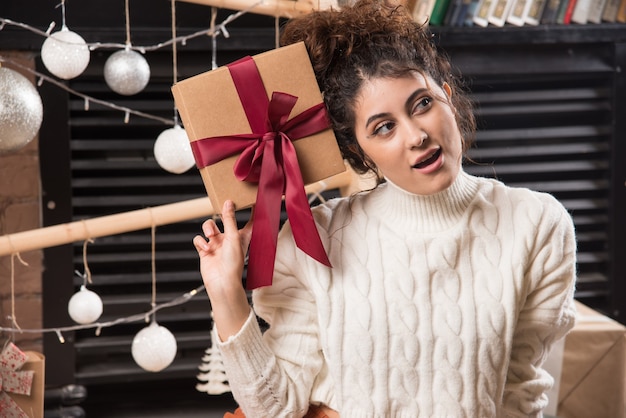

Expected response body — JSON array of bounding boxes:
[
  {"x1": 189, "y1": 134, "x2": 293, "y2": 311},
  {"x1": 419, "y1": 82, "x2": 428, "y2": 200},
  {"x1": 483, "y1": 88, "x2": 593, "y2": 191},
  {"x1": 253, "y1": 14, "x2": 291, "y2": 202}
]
[{"x1": 196, "y1": 325, "x2": 230, "y2": 395}]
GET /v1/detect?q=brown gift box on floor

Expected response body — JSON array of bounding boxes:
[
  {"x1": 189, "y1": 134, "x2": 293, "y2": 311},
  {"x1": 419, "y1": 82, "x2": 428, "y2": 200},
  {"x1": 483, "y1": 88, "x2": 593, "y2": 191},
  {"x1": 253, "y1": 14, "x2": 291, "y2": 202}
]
[
  {"x1": 171, "y1": 42, "x2": 345, "y2": 212},
  {"x1": 6, "y1": 350, "x2": 45, "y2": 418},
  {"x1": 557, "y1": 301, "x2": 626, "y2": 418}
]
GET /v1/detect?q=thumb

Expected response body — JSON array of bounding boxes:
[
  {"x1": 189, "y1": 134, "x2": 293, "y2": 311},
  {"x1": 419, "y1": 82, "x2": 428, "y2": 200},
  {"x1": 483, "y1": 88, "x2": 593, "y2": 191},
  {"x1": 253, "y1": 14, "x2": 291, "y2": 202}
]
[
  {"x1": 220, "y1": 200, "x2": 239, "y2": 237},
  {"x1": 240, "y1": 206, "x2": 254, "y2": 249}
]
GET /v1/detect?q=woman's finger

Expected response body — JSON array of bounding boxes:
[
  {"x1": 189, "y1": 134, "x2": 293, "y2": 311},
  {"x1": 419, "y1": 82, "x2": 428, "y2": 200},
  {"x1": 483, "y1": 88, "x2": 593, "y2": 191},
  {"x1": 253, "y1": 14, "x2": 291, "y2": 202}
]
[
  {"x1": 201, "y1": 218, "x2": 220, "y2": 238},
  {"x1": 240, "y1": 207, "x2": 254, "y2": 249},
  {"x1": 192, "y1": 234, "x2": 209, "y2": 252},
  {"x1": 220, "y1": 200, "x2": 239, "y2": 237}
]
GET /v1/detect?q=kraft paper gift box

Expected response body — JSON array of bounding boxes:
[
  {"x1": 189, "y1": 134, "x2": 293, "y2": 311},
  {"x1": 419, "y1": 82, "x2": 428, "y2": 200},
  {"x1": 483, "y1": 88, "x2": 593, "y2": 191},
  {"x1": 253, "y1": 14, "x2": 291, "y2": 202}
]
[
  {"x1": 0, "y1": 343, "x2": 45, "y2": 418},
  {"x1": 12, "y1": 351, "x2": 45, "y2": 418},
  {"x1": 557, "y1": 301, "x2": 626, "y2": 418},
  {"x1": 171, "y1": 42, "x2": 345, "y2": 211},
  {"x1": 171, "y1": 42, "x2": 344, "y2": 289}
]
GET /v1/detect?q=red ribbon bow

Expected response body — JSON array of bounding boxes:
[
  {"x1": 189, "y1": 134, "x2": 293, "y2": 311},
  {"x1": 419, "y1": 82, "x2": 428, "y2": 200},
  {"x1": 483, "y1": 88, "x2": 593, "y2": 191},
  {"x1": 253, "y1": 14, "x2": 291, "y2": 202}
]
[{"x1": 191, "y1": 56, "x2": 332, "y2": 289}]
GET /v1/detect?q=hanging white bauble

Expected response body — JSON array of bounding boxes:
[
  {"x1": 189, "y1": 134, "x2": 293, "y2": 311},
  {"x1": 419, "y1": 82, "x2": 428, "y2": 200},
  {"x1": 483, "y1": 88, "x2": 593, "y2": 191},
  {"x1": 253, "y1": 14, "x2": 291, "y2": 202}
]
[
  {"x1": 153, "y1": 125, "x2": 196, "y2": 174},
  {"x1": 0, "y1": 67, "x2": 43, "y2": 154},
  {"x1": 131, "y1": 321, "x2": 177, "y2": 372},
  {"x1": 41, "y1": 28, "x2": 90, "y2": 80},
  {"x1": 68, "y1": 285, "x2": 103, "y2": 324},
  {"x1": 104, "y1": 49, "x2": 150, "y2": 96}
]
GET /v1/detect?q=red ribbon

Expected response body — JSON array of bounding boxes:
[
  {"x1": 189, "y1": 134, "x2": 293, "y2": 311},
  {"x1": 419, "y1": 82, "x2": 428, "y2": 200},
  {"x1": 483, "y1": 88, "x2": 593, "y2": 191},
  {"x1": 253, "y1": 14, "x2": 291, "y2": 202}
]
[{"x1": 191, "y1": 56, "x2": 332, "y2": 289}]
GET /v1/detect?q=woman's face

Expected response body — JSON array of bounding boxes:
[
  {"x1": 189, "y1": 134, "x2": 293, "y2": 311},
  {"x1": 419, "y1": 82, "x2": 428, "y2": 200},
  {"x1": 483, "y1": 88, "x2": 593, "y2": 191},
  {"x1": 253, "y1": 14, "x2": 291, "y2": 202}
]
[{"x1": 353, "y1": 72, "x2": 463, "y2": 196}]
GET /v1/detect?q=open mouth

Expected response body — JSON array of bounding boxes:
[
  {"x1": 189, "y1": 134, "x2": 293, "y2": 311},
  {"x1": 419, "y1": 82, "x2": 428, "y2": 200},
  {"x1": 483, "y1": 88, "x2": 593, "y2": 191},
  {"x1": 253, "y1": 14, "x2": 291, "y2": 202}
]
[{"x1": 412, "y1": 148, "x2": 442, "y2": 169}]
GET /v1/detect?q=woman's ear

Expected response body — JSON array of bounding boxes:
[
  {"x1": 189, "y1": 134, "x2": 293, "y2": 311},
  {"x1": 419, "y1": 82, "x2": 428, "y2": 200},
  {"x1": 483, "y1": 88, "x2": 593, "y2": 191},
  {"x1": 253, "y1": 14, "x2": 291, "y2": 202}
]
[{"x1": 442, "y1": 82, "x2": 453, "y2": 99}]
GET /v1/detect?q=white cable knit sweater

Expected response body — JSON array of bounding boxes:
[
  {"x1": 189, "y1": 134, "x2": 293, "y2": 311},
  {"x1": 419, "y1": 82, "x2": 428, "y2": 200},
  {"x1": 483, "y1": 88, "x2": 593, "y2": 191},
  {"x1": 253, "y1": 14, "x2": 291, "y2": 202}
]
[{"x1": 217, "y1": 170, "x2": 577, "y2": 418}]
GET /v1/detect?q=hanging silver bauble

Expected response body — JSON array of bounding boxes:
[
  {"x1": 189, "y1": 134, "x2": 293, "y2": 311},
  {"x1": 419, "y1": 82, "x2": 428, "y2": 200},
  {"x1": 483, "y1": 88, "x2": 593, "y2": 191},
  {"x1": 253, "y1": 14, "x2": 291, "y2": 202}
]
[
  {"x1": 153, "y1": 125, "x2": 196, "y2": 174},
  {"x1": 40, "y1": 28, "x2": 90, "y2": 80},
  {"x1": 0, "y1": 67, "x2": 44, "y2": 154},
  {"x1": 104, "y1": 49, "x2": 151, "y2": 96}
]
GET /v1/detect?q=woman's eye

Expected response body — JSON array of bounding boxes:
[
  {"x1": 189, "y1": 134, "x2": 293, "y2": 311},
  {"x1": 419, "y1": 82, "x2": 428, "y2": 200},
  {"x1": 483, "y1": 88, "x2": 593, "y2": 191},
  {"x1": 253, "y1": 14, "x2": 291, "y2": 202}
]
[
  {"x1": 373, "y1": 121, "x2": 395, "y2": 136},
  {"x1": 413, "y1": 97, "x2": 433, "y2": 114}
]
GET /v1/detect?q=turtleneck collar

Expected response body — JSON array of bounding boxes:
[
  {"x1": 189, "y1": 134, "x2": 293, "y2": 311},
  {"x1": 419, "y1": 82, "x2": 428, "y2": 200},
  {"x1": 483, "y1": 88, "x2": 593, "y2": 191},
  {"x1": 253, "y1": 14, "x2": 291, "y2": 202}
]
[{"x1": 369, "y1": 170, "x2": 480, "y2": 234}]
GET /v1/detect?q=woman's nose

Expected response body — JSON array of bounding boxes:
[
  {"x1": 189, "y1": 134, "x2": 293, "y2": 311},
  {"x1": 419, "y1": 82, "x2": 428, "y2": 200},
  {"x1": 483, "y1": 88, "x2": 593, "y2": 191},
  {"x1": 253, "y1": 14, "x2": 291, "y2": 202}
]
[{"x1": 405, "y1": 123, "x2": 427, "y2": 148}]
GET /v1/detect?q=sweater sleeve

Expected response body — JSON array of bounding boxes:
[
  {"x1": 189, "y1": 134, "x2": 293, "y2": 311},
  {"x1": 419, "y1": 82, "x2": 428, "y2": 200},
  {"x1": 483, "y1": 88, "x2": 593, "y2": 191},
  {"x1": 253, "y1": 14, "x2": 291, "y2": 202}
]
[
  {"x1": 503, "y1": 195, "x2": 577, "y2": 417},
  {"x1": 216, "y1": 221, "x2": 325, "y2": 418}
]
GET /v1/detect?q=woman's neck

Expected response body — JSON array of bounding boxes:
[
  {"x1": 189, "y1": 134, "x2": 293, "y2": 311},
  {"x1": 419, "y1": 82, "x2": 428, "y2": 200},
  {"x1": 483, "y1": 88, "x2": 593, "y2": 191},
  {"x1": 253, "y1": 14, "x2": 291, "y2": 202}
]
[{"x1": 371, "y1": 170, "x2": 479, "y2": 233}]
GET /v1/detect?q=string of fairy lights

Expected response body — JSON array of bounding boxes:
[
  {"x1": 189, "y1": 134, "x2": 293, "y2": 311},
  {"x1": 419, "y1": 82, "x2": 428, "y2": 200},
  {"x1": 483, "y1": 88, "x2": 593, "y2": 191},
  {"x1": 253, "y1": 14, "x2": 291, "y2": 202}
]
[
  {"x1": 0, "y1": 0, "x2": 269, "y2": 373},
  {"x1": 0, "y1": 0, "x2": 266, "y2": 171}
]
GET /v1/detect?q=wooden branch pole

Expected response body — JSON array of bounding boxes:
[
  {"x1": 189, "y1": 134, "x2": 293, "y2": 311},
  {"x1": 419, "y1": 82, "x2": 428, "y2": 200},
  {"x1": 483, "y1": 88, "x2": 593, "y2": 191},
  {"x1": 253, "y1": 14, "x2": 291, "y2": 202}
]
[
  {"x1": 178, "y1": 0, "x2": 323, "y2": 18},
  {"x1": 0, "y1": 197, "x2": 214, "y2": 258},
  {"x1": 0, "y1": 170, "x2": 352, "y2": 257}
]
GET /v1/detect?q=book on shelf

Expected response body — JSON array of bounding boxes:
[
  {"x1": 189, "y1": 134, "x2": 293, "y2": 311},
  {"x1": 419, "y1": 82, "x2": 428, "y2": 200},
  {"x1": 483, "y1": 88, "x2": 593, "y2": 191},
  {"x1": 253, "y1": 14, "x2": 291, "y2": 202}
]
[
  {"x1": 570, "y1": 0, "x2": 593, "y2": 23},
  {"x1": 430, "y1": 0, "x2": 454, "y2": 24},
  {"x1": 488, "y1": 0, "x2": 517, "y2": 25},
  {"x1": 541, "y1": 0, "x2": 565, "y2": 22},
  {"x1": 587, "y1": 0, "x2": 609, "y2": 22},
  {"x1": 556, "y1": 0, "x2": 578, "y2": 23},
  {"x1": 435, "y1": 0, "x2": 480, "y2": 24},
  {"x1": 617, "y1": 0, "x2": 626, "y2": 21},
  {"x1": 450, "y1": 0, "x2": 479, "y2": 25},
  {"x1": 473, "y1": 0, "x2": 496, "y2": 26},
  {"x1": 601, "y1": 0, "x2": 621, "y2": 21},
  {"x1": 565, "y1": 0, "x2": 579, "y2": 22},
  {"x1": 506, "y1": 0, "x2": 532, "y2": 25},
  {"x1": 443, "y1": 0, "x2": 462, "y2": 24},
  {"x1": 525, "y1": 0, "x2": 550, "y2": 24},
  {"x1": 412, "y1": 0, "x2": 438, "y2": 24},
  {"x1": 461, "y1": 0, "x2": 481, "y2": 24}
]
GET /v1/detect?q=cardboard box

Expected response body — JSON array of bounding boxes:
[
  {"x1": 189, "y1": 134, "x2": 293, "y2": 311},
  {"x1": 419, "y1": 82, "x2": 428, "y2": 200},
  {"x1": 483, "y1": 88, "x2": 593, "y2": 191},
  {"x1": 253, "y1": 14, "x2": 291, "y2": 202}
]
[
  {"x1": 12, "y1": 351, "x2": 45, "y2": 418},
  {"x1": 0, "y1": 344, "x2": 44, "y2": 418},
  {"x1": 171, "y1": 42, "x2": 345, "y2": 212},
  {"x1": 557, "y1": 301, "x2": 626, "y2": 418}
]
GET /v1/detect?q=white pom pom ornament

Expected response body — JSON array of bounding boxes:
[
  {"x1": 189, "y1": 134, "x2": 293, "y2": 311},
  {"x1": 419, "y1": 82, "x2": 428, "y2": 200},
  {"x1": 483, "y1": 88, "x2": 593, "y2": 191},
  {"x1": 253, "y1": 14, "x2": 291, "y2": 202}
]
[
  {"x1": 68, "y1": 285, "x2": 103, "y2": 324},
  {"x1": 41, "y1": 28, "x2": 90, "y2": 80},
  {"x1": 153, "y1": 125, "x2": 196, "y2": 174},
  {"x1": 132, "y1": 321, "x2": 177, "y2": 372}
]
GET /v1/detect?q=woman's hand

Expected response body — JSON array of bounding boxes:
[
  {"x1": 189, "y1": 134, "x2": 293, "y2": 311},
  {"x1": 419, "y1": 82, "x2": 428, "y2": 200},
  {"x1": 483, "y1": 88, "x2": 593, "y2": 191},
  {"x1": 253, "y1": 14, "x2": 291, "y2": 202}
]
[
  {"x1": 315, "y1": 405, "x2": 340, "y2": 418},
  {"x1": 193, "y1": 200, "x2": 254, "y2": 340},
  {"x1": 193, "y1": 200, "x2": 252, "y2": 292}
]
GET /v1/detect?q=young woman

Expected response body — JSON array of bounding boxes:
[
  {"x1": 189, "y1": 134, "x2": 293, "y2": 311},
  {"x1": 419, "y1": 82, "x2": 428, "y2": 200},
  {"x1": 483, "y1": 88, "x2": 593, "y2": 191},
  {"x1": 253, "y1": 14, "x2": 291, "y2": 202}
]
[{"x1": 193, "y1": 0, "x2": 577, "y2": 416}]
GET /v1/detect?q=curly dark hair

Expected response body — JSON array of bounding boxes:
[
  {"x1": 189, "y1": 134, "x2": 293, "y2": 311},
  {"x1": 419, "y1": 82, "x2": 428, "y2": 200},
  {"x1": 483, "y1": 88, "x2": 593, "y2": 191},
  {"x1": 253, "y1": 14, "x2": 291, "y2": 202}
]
[{"x1": 280, "y1": 0, "x2": 476, "y2": 176}]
